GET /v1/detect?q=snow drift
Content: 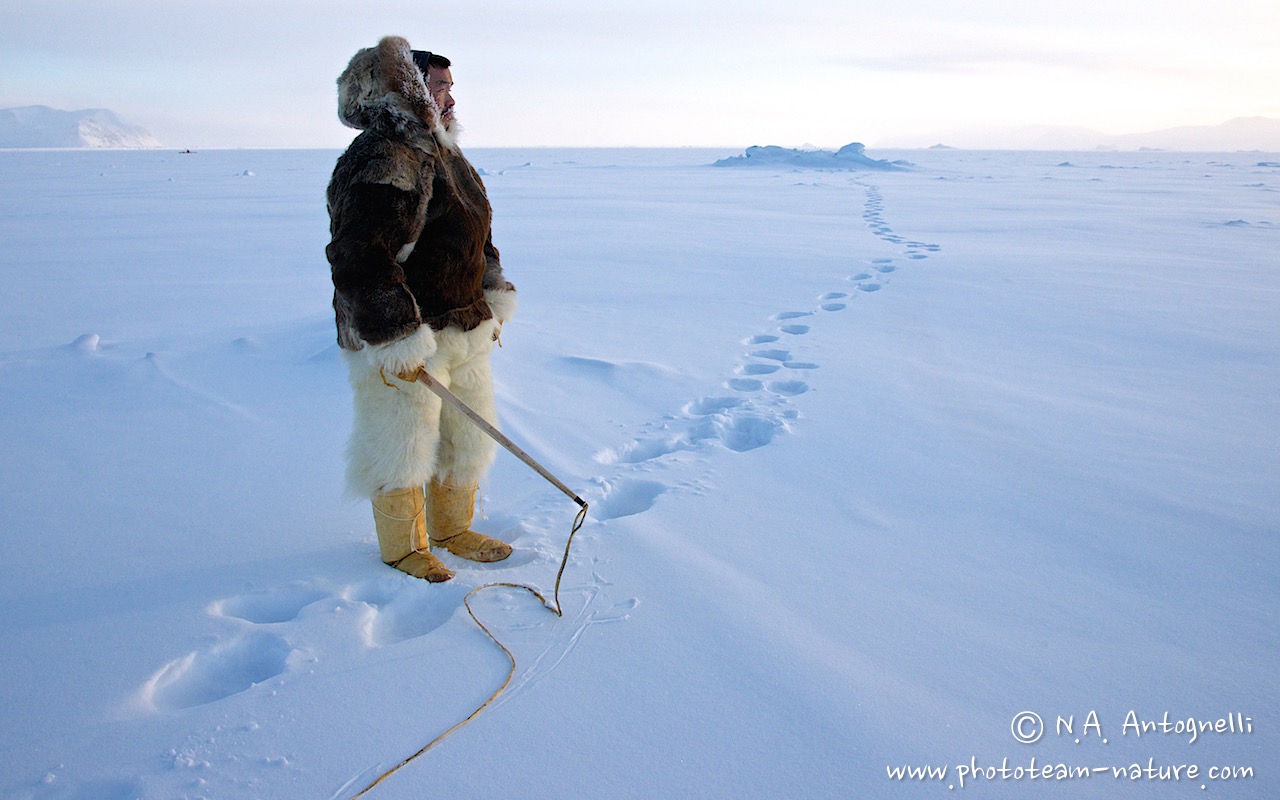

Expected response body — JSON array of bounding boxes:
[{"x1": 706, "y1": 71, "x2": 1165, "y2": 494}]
[{"x1": 714, "y1": 141, "x2": 908, "y2": 170}]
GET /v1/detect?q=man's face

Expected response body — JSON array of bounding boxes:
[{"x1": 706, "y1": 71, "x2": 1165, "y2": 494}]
[{"x1": 426, "y1": 66, "x2": 455, "y2": 128}]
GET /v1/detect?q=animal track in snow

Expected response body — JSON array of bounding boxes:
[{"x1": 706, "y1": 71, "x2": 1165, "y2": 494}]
[
  {"x1": 603, "y1": 433, "x2": 693, "y2": 464},
  {"x1": 819, "y1": 290, "x2": 849, "y2": 310},
  {"x1": 140, "y1": 632, "x2": 294, "y2": 711},
  {"x1": 138, "y1": 567, "x2": 484, "y2": 714},
  {"x1": 592, "y1": 478, "x2": 666, "y2": 520},
  {"x1": 343, "y1": 578, "x2": 464, "y2": 646},
  {"x1": 214, "y1": 584, "x2": 329, "y2": 624},
  {"x1": 590, "y1": 181, "x2": 951, "y2": 481},
  {"x1": 857, "y1": 182, "x2": 940, "y2": 261},
  {"x1": 767, "y1": 380, "x2": 808, "y2": 396},
  {"x1": 697, "y1": 413, "x2": 783, "y2": 453},
  {"x1": 685, "y1": 396, "x2": 745, "y2": 416},
  {"x1": 750, "y1": 349, "x2": 791, "y2": 362}
]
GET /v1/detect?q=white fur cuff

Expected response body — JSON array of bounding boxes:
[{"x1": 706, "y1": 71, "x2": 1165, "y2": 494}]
[
  {"x1": 485, "y1": 288, "x2": 518, "y2": 324},
  {"x1": 364, "y1": 325, "x2": 437, "y2": 375}
]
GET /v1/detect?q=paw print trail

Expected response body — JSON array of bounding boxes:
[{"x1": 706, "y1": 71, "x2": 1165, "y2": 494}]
[
  {"x1": 594, "y1": 178, "x2": 943, "y2": 508},
  {"x1": 848, "y1": 179, "x2": 941, "y2": 293}
]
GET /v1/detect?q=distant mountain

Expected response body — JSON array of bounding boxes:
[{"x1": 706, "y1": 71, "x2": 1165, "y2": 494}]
[
  {"x1": 0, "y1": 105, "x2": 161, "y2": 149},
  {"x1": 885, "y1": 116, "x2": 1280, "y2": 152},
  {"x1": 1108, "y1": 117, "x2": 1280, "y2": 152}
]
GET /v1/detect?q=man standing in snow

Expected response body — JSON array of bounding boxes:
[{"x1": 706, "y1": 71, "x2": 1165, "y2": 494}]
[{"x1": 326, "y1": 36, "x2": 518, "y2": 582}]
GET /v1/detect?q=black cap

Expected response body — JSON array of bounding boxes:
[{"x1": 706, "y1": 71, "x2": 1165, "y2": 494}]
[{"x1": 411, "y1": 50, "x2": 433, "y2": 77}]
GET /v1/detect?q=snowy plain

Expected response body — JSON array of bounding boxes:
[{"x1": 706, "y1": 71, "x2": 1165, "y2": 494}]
[{"x1": 0, "y1": 144, "x2": 1277, "y2": 799}]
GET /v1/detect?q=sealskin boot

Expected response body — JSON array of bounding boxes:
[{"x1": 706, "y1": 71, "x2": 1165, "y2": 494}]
[
  {"x1": 372, "y1": 486, "x2": 454, "y2": 582},
  {"x1": 427, "y1": 479, "x2": 513, "y2": 563}
]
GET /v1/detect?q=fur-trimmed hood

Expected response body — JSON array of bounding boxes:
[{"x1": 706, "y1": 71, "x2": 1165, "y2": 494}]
[
  {"x1": 328, "y1": 35, "x2": 513, "y2": 353},
  {"x1": 336, "y1": 36, "x2": 443, "y2": 136}
]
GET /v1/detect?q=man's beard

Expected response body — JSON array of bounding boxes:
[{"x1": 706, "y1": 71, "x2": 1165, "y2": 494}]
[{"x1": 437, "y1": 113, "x2": 463, "y2": 149}]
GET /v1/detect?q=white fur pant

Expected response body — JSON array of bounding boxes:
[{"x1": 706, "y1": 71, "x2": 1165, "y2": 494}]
[{"x1": 343, "y1": 319, "x2": 500, "y2": 497}]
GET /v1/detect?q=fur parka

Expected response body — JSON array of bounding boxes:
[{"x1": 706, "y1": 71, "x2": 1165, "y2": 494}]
[{"x1": 326, "y1": 36, "x2": 515, "y2": 353}]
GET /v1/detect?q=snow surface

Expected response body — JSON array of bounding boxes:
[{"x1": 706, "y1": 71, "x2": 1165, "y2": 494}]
[{"x1": 0, "y1": 146, "x2": 1277, "y2": 799}]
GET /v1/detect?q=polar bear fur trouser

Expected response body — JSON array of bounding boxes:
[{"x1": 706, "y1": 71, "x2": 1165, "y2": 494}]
[{"x1": 342, "y1": 318, "x2": 501, "y2": 498}]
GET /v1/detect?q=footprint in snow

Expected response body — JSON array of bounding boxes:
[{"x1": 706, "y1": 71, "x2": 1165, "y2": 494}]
[
  {"x1": 138, "y1": 558, "x2": 503, "y2": 713},
  {"x1": 343, "y1": 577, "x2": 467, "y2": 647},
  {"x1": 592, "y1": 478, "x2": 666, "y2": 520},
  {"x1": 684, "y1": 396, "x2": 745, "y2": 416},
  {"x1": 857, "y1": 181, "x2": 941, "y2": 258},
  {"x1": 819, "y1": 290, "x2": 849, "y2": 308},
  {"x1": 598, "y1": 433, "x2": 691, "y2": 464},
  {"x1": 213, "y1": 584, "x2": 330, "y2": 624},
  {"x1": 767, "y1": 380, "x2": 808, "y2": 397},
  {"x1": 691, "y1": 413, "x2": 785, "y2": 453},
  {"x1": 750, "y1": 349, "x2": 791, "y2": 362},
  {"x1": 139, "y1": 631, "x2": 294, "y2": 711}
]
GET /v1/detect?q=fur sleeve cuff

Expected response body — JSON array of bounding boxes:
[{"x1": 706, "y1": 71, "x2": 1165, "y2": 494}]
[
  {"x1": 485, "y1": 288, "x2": 518, "y2": 324},
  {"x1": 364, "y1": 324, "x2": 437, "y2": 374}
]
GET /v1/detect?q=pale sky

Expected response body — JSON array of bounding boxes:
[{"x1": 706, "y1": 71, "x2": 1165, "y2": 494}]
[{"x1": 3, "y1": 0, "x2": 1278, "y2": 149}]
